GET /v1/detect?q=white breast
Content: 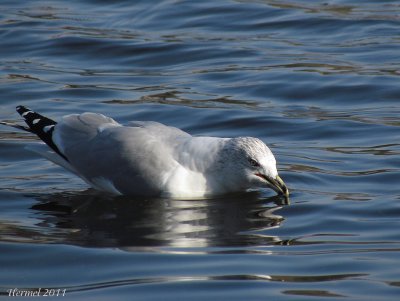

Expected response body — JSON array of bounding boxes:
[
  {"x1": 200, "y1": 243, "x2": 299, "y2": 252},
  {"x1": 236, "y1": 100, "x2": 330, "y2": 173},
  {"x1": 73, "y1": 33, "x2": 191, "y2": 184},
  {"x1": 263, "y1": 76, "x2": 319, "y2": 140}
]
[{"x1": 162, "y1": 165, "x2": 209, "y2": 198}]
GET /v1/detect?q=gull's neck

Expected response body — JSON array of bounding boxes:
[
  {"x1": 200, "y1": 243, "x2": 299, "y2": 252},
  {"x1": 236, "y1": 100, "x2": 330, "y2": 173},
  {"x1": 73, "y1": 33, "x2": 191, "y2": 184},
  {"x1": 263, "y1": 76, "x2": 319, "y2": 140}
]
[
  {"x1": 162, "y1": 136, "x2": 230, "y2": 198},
  {"x1": 176, "y1": 136, "x2": 229, "y2": 172}
]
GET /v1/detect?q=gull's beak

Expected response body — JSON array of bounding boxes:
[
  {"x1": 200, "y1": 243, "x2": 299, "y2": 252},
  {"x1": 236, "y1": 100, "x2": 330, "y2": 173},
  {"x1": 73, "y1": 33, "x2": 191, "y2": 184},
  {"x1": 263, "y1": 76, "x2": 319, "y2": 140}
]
[
  {"x1": 256, "y1": 173, "x2": 289, "y2": 197},
  {"x1": 273, "y1": 175, "x2": 289, "y2": 197}
]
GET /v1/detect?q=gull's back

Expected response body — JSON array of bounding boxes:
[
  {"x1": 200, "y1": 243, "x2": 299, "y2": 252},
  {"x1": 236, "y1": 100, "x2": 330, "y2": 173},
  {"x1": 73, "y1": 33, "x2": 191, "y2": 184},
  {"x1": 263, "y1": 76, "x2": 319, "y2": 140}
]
[{"x1": 52, "y1": 113, "x2": 192, "y2": 196}]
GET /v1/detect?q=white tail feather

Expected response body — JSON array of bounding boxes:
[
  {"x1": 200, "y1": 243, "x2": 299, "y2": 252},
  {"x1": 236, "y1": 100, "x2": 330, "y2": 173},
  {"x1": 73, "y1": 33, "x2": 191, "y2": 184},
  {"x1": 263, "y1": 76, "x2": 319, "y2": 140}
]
[{"x1": 26, "y1": 144, "x2": 78, "y2": 175}]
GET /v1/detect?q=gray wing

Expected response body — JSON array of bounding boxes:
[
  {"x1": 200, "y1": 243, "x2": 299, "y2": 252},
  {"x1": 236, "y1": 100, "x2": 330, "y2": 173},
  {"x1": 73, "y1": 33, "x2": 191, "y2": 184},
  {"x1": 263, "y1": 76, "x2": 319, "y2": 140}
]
[{"x1": 52, "y1": 113, "x2": 191, "y2": 195}]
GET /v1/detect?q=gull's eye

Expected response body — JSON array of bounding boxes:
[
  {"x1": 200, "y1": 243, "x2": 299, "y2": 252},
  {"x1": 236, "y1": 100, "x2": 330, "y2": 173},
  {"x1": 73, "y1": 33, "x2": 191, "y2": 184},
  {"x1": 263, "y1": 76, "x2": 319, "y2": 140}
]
[{"x1": 248, "y1": 158, "x2": 260, "y2": 167}]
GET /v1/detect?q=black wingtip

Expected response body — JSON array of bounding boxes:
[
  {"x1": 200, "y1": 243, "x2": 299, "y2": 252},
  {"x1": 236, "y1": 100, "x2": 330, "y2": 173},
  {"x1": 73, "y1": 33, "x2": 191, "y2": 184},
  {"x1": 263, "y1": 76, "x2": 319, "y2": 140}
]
[
  {"x1": 16, "y1": 105, "x2": 34, "y2": 118},
  {"x1": 16, "y1": 105, "x2": 56, "y2": 128},
  {"x1": 16, "y1": 105, "x2": 69, "y2": 162},
  {"x1": 16, "y1": 105, "x2": 28, "y2": 114}
]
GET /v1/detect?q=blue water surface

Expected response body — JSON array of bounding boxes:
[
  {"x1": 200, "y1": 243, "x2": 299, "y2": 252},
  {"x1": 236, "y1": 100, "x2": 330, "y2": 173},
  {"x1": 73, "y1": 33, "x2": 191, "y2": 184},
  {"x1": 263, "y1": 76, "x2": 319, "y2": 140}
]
[{"x1": 0, "y1": 1, "x2": 400, "y2": 300}]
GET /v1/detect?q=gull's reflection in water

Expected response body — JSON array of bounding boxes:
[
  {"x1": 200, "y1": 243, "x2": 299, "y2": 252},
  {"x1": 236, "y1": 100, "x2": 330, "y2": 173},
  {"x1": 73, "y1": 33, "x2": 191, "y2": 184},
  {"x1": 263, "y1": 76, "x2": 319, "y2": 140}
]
[{"x1": 29, "y1": 190, "x2": 289, "y2": 250}]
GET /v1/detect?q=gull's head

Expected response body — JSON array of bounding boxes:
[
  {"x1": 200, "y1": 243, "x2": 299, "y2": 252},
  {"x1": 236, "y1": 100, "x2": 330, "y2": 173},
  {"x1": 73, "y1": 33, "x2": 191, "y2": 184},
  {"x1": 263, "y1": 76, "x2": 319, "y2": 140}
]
[{"x1": 220, "y1": 137, "x2": 289, "y2": 197}]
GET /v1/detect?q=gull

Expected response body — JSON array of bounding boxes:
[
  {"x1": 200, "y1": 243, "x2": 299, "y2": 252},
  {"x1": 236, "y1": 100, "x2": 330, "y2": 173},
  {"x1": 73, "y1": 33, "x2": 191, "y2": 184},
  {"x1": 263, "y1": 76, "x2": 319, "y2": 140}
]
[{"x1": 1, "y1": 106, "x2": 289, "y2": 199}]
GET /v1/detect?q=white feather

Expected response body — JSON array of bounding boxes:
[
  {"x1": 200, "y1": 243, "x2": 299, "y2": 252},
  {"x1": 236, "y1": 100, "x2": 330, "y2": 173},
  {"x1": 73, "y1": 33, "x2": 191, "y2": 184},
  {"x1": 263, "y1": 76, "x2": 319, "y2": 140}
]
[{"x1": 26, "y1": 144, "x2": 78, "y2": 175}]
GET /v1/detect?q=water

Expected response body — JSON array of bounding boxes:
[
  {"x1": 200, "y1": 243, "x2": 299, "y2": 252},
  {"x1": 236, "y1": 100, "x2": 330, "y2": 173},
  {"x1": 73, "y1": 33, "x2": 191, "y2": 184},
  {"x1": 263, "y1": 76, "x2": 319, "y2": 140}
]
[{"x1": 0, "y1": 0, "x2": 399, "y2": 300}]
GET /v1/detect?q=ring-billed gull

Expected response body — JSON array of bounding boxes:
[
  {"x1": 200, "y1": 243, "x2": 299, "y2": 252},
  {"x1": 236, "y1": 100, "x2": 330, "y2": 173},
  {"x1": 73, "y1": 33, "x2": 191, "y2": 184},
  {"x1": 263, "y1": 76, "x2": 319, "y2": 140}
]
[{"x1": 1, "y1": 106, "x2": 289, "y2": 199}]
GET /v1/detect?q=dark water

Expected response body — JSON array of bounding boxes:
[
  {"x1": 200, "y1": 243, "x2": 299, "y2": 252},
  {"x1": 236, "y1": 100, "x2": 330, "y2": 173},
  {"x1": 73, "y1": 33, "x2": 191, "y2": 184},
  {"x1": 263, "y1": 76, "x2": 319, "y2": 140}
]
[{"x1": 1, "y1": 0, "x2": 400, "y2": 300}]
